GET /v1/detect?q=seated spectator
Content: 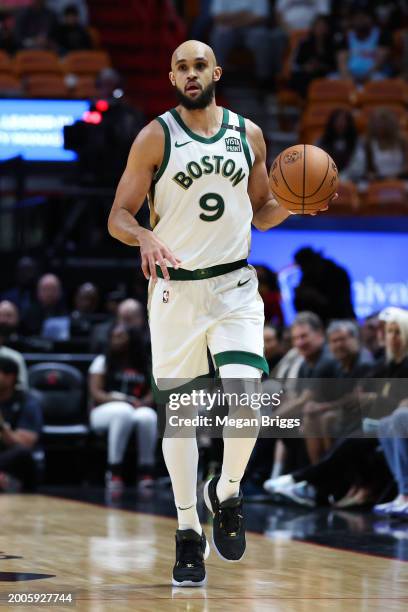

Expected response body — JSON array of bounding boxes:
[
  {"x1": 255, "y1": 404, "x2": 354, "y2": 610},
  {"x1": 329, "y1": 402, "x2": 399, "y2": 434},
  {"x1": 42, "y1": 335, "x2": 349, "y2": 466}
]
[
  {"x1": 90, "y1": 297, "x2": 147, "y2": 354},
  {"x1": 70, "y1": 282, "x2": 100, "y2": 338},
  {"x1": 1, "y1": 256, "x2": 40, "y2": 315},
  {"x1": 361, "y1": 313, "x2": 384, "y2": 360},
  {"x1": 301, "y1": 320, "x2": 374, "y2": 462},
  {"x1": 376, "y1": 406, "x2": 408, "y2": 518},
  {"x1": 294, "y1": 247, "x2": 355, "y2": 323},
  {"x1": 0, "y1": 357, "x2": 42, "y2": 492},
  {"x1": 364, "y1": 108, "x2": 408, "y2": 180},
  {"x1": 290, "y1": 15, "x2": 336, "y2": 96},
  {"x1": 254, "y1": 265, "x2": 284, "y2": 326},
  {"x1": 52, "y1": 3, "x2": 92, "y2": 55},
  {"x1": 276, "y1": 0, "x2": 330, "y2": 31},
  {"x1": 0, "y1": 12, "x2": 17, "y2": 52},
  {"x1": 209, "y1": 0, "x2": 287, "y2": 91},
  {"x1": 264, "y1": 324, "x2": 284, "y2": 372},
  {"x1": 15, "y1": 0, "x2": 58, "y2": 50},
  {"x1": 21, "y1": 273, "x2": 67, "y2": 336},
  {"x1": 88, "y1": 324, "x2": 157, "y2": 494},
  {"x1": 0, "y1": 302, "x2": 28, "y2": 390},
  {"x1": 336, "y1": 10, "x2": 392, "y2": 83},
  {"x1": 317, "y1": 109, "x2": 363, "y2": 177},
  {"x1": 264, "y1": 308, "x2": 408, "y2": 508},
  {"x1": 47, "y1": 0, "x2": 88, "y2": 24}
]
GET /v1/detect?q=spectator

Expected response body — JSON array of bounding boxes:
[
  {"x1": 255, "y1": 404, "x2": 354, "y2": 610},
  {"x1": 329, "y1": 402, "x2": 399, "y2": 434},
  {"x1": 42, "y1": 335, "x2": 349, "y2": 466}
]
[
  {"x1": 21, "y1": 273, "x2": 67, "y2": 336},
  {"x1": 70, "y1": 282, "x2": 101, "y2": 338},
  {"x1": 0, "y1": 357, "x2": 42, "y2": 492},
  {"x1": 269, "y1": 312, "x2": 339, "y2": 474},
  {"x1": 0, "y1": 302, "x2": 28, "y2": 390},
  {"x1": 1, "y1": 256, "x2": 40, "y2": 315},
  {"x1": 374, "y1": 308, "x2": 408, "y2": 517},
  {"x1": 294, "y1": 247, "x2": 355, "y2": 323},
  {"x1": 15, "y1": 0, "x2": 58, "y2": 50},
  {"x1": 301, "y1": 320, "x2": 374, "y2": 463},
  {"x1": 361, "y1": 313, "x2": 384, "y2": 360},
  {"x1": 254, "y1": 265, "x2": 284, "y2": 326},
  {"x1": 364, "y1": 108, "x2": 408, "y2": 180},
  {"x1": 90, "y1": 297, "x2": 147, "y2": 354},
  {"x1": 264, "y1": 308, "x2": 408, "y2": 508},
  {"x1": 264, "y1": 324, "x2": 284, "y2": 372},
  {"x1": 289, "y1": 15, "x2": 336, "y2": 96},
  {"x1": 209, "y1": 0, "x2": 287, "y2": 91},
  {"x1": 317, "y1": 109, "x2": 362, "y2": 176},
  {"x1": 52, "y1": 3, "x2": 91, "y2": 54},
  {"x1": 336, "y1": 10, "x2": 392, "y2": 83},
  {"x1": 47, "y1": 0, "x2": 88, "y2": 24},
  {"x1": 276, "y1": 0, "x2": 330, "y2": 31},
  {"x1": 88, "y1": 324, "x2": 157, "y2": 494},
  {"x1": 0, "y1": 13, "x2": 17, "y2": 52}
]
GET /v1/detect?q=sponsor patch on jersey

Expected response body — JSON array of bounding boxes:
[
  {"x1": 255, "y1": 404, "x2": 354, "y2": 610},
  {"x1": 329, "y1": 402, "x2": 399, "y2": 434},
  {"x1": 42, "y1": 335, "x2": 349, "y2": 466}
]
[{"x1": 225, "y1": 136, "x2": 241, "y2": 152}]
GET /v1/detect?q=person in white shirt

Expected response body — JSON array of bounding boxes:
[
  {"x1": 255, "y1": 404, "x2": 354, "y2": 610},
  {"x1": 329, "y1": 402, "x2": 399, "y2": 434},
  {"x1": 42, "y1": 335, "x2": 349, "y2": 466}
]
[
  {"x1": 276, "y1": 0, "x2": 330, "y2": 32},
  {"x1": 210, "y1": 0, "x2": 287, "y2": 88}
]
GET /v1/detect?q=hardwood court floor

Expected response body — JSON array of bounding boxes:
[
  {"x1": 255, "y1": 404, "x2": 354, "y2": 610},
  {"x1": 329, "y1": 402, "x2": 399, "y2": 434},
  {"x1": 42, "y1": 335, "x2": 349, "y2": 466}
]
[{"x1": 0, "y1": 495, "x2": 408, "y2": 611}]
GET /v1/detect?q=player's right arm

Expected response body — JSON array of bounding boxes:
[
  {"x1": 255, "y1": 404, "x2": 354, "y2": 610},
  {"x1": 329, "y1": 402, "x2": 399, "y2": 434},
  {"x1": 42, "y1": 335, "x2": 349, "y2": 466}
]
[{"x1": 108, "y1": 121, "x2": 181, "y2": 281}]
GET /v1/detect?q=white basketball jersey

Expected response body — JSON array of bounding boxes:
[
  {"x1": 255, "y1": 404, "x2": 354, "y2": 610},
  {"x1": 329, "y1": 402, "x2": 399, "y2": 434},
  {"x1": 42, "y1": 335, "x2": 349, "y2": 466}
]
[{"x1": 148, "y1": 107, "x2": 255, "y2": 270}]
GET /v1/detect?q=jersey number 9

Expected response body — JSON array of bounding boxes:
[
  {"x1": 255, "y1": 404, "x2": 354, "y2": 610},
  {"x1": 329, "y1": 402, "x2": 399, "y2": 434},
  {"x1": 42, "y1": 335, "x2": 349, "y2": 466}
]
[{"x1": 199, "y1": 193, "x2": 225, "y2": 222}]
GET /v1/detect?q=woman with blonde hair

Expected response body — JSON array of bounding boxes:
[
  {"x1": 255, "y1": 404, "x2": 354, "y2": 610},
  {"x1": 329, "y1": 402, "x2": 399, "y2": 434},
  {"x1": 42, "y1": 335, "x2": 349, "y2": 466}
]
[{"x1": 374, "y1": 308, "x2": 408, "y2": 518}]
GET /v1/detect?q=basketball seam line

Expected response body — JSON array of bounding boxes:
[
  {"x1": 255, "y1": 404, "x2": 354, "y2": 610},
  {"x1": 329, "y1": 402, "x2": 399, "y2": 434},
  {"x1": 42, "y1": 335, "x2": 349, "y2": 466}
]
[
  {"x1": 278, "y1": 153, "x2": 302, "y2": 198},
  {"x1": 272, "y1": 188, "x2": 337, "y2": 207},
  {"x1": 302, "y1": 144, "x2": 306, "y2": 215},
  {"x1": 305, "y1": 153, "x2": 330, "y2": 199}
]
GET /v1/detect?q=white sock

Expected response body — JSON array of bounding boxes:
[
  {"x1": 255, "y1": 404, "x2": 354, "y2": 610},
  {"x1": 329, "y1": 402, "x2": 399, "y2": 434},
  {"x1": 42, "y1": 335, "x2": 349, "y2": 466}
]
[
  {"x1": 162, "y1": 435, "x2": 202, "y2": 535},
  {"x1": 271, "y1": 461, "x2": 283, "y2": 480},
  {"x1": 216, "y1": 363, "x2": 262, "y2": 504},
  {"x1": 177, "y1": 500, "x2": 202, "y2": 535},
  {"x1": 216, "y1": 471, "x2": 241, "y2": 503}
]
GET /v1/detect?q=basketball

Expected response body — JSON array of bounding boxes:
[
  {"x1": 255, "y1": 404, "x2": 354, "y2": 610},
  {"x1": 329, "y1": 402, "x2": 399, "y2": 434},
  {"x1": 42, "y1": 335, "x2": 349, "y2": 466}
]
[{"x1": 269, "y1": 144, "x2": 339, "y2": 214}]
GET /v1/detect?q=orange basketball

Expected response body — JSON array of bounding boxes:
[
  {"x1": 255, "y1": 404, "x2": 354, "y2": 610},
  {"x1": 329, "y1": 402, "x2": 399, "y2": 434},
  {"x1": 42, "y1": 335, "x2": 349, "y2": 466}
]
[{"x1": 269, "y1": 144, "x2": 339, "y2": 214}]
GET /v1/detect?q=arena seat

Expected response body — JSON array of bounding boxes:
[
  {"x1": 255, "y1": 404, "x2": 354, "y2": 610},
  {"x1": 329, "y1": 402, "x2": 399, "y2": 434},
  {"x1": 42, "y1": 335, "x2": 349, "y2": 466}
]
[
  {"x1": 69, "y1": 75, "x2": 98, "y2": 98},
  {"x1": 332, "y1": 181, "x2": 360, "y2": 213},
  {"x1": 300, "y1": 103, "x2": 353, "y2": 141},
  {"x1": 307, "y1": 79, "x2": 356, "y2": 105},
  {"x1": 357, "y1": 79, "x2": 408, "y2": 106},
  {"x1": 25, "y1": 74, "x2": 69, "y2": 98},
  {"x1": 13, "y1": 50, "x2": 62, "y2": 76},
  {"x1": 0, "y1": 50, "x2": 12, "y2": 74},
  {"x1": 28, "y1": 363, "x2": 88, "y2": 433},
  {"x1": 0, "y1": 73, "x2": 22, "y2": 94},
  {"x1": 364, "y1": 180, "x2": 407, "y2": 213},
  {"x1": 62, "y1": 50, "x2": 111, "y2": 76}
]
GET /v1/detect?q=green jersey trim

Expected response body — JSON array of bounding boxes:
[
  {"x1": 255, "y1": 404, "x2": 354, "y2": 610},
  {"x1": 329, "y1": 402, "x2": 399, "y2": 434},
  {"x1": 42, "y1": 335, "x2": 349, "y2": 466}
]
[
  {"x1": 238, "y1": 114, "x2": 253, "y2": 171},
  {"x1": 154, "y1": 116, "x2": 171, "y2": 182},
  {"x1": 169, "y1": 107, "x2": 229, "y2": 144}
]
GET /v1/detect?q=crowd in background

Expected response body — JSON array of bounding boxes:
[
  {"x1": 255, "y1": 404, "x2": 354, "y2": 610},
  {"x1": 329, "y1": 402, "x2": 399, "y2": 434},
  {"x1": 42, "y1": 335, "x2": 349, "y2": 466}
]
[{"x1": 1, "y1": 254, "x2": 408, "y2": 522}]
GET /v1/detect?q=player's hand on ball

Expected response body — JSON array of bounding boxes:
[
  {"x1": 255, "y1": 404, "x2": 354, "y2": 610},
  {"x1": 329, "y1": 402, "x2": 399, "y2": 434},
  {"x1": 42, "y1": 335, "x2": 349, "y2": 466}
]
[
  {"x1": 308, "y1": 192, "x2": 338, "y2": 216},
  {"x1": 138, "y1": 228, "x2": 181, "y2": 281}
]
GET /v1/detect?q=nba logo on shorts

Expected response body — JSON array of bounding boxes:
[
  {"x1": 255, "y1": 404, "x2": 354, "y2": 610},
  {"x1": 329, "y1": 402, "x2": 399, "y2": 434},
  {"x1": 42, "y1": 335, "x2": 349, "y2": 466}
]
[
  {"x1": 163, "y1": 289, "x2": 169, "y2": 303},
  {"x1": 225, "y1": 137, "x2": 241, "y2": 152}
]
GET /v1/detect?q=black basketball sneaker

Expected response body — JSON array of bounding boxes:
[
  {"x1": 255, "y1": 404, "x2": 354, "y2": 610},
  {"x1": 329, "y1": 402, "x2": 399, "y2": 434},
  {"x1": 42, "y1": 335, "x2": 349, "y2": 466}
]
[
  {"x1": 172, "y1": 529, "x2": 210, "y2": 587},
  {"x1": 204, "y1": 475, "x2": 246, "y2": 562}
]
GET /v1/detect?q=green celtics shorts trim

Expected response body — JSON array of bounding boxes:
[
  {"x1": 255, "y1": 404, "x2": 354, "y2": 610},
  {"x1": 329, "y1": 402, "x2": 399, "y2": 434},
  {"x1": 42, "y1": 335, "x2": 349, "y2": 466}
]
[{"x1": 213, "y1": 350, "x2": 269, "y2": 375}]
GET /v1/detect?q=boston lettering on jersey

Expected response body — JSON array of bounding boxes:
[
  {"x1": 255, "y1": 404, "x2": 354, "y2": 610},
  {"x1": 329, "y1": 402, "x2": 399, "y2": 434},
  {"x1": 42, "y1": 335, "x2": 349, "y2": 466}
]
[{"x1": 173, "y1": 155, "x2": 246, "y2": 190}]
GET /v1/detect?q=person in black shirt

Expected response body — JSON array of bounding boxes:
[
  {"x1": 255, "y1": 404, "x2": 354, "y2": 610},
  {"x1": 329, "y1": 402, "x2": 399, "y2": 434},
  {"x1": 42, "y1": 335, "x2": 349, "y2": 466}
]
[
  {"x1": 290, "y1": 15, "x2": 337, "y2": 96},
  {"x1": 52, "y1": 4, "x2": 92, "y2": 55},
  {"x1": 0, "y1": 357, "x2": 43, "y2": 492}
]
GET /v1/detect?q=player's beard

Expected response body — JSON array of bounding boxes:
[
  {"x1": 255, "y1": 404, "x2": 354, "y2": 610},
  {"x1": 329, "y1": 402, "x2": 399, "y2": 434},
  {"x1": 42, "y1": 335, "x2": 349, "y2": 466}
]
[{"x1": 175, "y1": 81, "x2": 216, "y2": 110}]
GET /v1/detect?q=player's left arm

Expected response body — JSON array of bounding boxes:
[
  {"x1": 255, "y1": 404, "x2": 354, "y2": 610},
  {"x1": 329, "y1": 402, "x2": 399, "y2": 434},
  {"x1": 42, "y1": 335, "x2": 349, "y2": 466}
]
[{"x1": 246, "y1": 120, "x2": 292, "y2": 231}]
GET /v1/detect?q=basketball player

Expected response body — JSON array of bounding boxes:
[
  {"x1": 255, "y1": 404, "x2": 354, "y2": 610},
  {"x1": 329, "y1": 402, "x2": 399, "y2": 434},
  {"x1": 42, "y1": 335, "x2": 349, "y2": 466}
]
[{"x1": 108, "y1": 40, "x2": 331, "y2": 587}]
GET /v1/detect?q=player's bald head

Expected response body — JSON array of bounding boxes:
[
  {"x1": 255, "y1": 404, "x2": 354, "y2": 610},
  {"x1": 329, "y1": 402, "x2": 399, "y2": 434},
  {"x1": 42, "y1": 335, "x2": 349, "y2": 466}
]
[{"x1": 171, "y1": 40, "x2": 217, "y2": 70}]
